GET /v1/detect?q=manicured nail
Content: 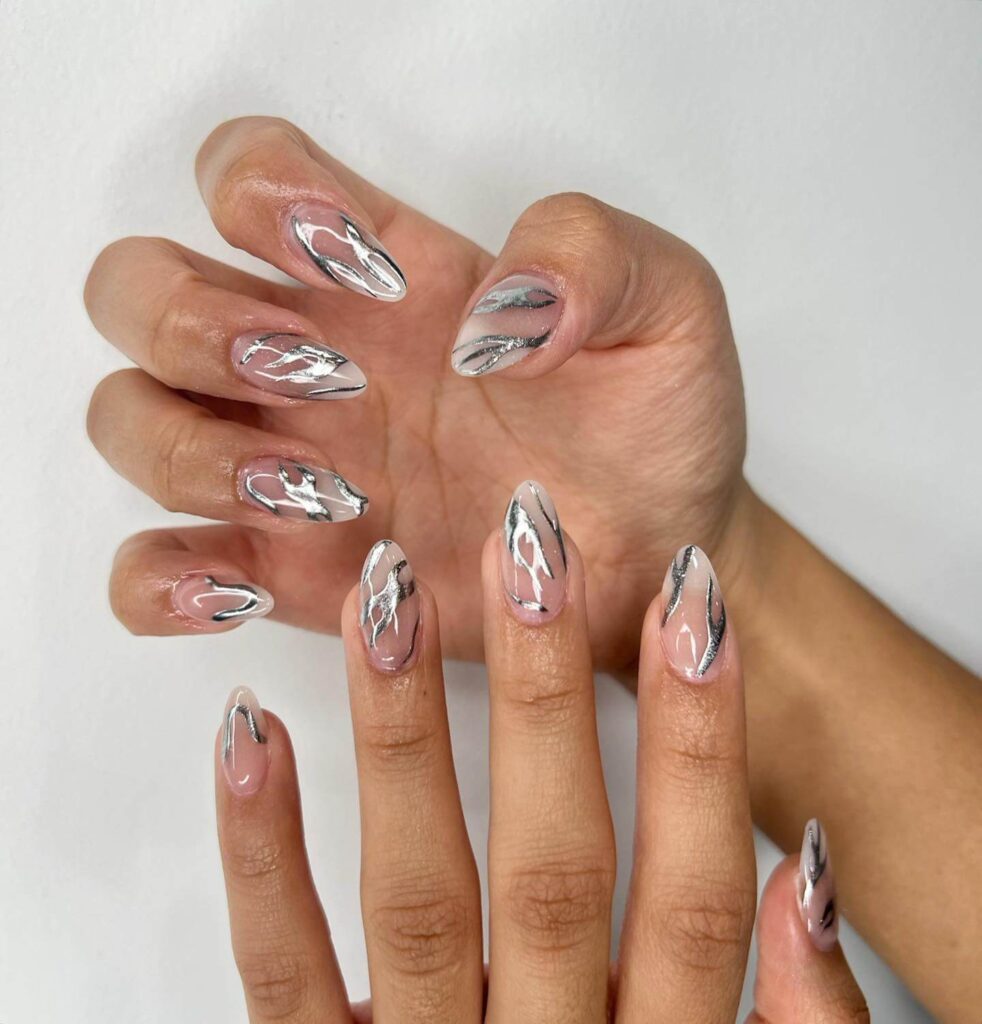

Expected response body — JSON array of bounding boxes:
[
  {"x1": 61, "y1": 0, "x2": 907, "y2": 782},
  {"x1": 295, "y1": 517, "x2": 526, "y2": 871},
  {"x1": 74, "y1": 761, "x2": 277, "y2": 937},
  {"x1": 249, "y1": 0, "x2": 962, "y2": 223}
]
[
  {"x1": 660, "y1": 544, "x2": 727, "y2": 680},
  {"x1": 239, "y1": 457, "x2": 369, "y2": 523},
  {"x1": 286, "y1": 202, "x2": 406, "y2": 302},
  {"x1": 359, "y1": 540, "x2": 421, "y2": 672},
  {"x1": 174, "y1": 574, "x2": 274, "y2": 625},
  {"x1": 798, "y1": 818, "x2": 838, "y2": 952},
  {"x1": 500, "y1": 480, "x2": 567, "y2": 624},
  {"x1": 231, "y1": 332, "x2": 366, "y2": 400},
  {"x1": 452, "y1": 273, "x2": 562, "y2": 376},
  {"x1": 221, "y1": 686, "x2": 269, "y2": 797}
]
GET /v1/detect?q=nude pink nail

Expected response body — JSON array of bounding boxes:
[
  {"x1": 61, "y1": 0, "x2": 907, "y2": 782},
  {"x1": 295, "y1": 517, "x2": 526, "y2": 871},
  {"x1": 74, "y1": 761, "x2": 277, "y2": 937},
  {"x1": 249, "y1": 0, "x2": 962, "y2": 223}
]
[
  {"x1": 173, "y1": 574, "x2": 273, "y2": 626},
  {"x1": 221, "y1": 686, "x2": 269, "y2": 797},
  {"x1": 239, "y1": 456, "x2": 369, "y2": 523},
  {"x1": 797, "y1": 818, "x2": 839, "y2": 952},
  {"x1": 231, "y1": 331, "x2": 366, "y2": 400},
  {"x1": 660, "y1": 544, "x2": 727, "y2": 680},
  {"x1": 500, "y1": 480, "x2": 567, "y2": 625},
  {"x1": 451, "y1": 273, "x2": 562, "y2": 376},
  {"x1": 359, "y1": 540, "x2": 421, "y2": 672},
  {"x1": 285, "y1": 202, "x2": 406, "y2": 302}
]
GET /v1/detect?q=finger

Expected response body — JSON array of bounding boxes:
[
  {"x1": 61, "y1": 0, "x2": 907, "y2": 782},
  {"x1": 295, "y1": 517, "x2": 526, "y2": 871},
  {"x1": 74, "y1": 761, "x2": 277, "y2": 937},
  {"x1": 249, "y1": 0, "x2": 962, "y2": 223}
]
[
  {"x1": 616, "y1": 545, "x2": 755, "y2": 1024},
  {"x1": 749, "y1": 834, "x2": 869, "y2": 1023},
  {"x1": 485, "y1": 482, "x2": 615, "y2": 1024},
  {"x1": 87, "y1": 369, "x2": 370, "y2": 529},
  {"x1": 216, "y1": 687, "x2": 352, "y2": 1023},
  {"x1": 196, "y1": 116, "x2": 408, "y2": 302},
  {"x1": 85, "y1": 237, "x2": 367, "y2": 405},
  {"x1": 342, "y1": 542, "x2": 484, "y2": 1023},
  {"x1": 450, "y1": 191, "x2": 725, "y2": 379}
]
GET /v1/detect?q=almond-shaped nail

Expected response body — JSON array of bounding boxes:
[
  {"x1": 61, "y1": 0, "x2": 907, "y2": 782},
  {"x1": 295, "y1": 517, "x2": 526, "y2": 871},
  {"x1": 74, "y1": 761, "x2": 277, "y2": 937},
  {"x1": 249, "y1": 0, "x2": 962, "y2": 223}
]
[
  {"x1": 231, "y1": 332, "x2": 366, "y2": 400},
  {"x1": 221, "y1": 686, "x2": 269, "y2": 797},
  {"x1": 174, "y1": 574, "x2": 274, "y2": 625},
  {"x1": 239, "y1": 457, "x2": 369, "y2": 523},
  {"x1": 452, "y1": 273, "x2": 562, "y2": 376},
  {"x1": 359, "y1": 540, "x2": 421, "y2": 672},
  {"x1": 500, "y1": 480, "x2": 567, "y2": 624},
  {"x1": 660, "y1": 544, "x2": 727, "y2": 680},
  {"x1": 286, "y1": 202, "x2": 406, "y2": 302},
  {"x1": 798, "y1": 818, "x2": 839, "y2": 952}
]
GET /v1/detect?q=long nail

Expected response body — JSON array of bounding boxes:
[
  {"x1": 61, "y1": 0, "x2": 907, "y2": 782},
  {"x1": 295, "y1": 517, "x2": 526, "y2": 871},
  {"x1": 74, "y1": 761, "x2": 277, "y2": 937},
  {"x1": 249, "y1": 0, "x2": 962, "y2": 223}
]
[
  {"x1": 231, "y1": 332, "x2": 366, "y2": 400},
  {"x1": 452, "y1": 273, "x2": 562, "y2": 376},
  {"x1": 359, "y1": 540, "x2": 421, "y2": 672},
  {"x1": 239, "y1": 457, "x2": 369, "y2": 523},
  {"x1": 286, "y1": 202, "x2": 406, "y2": 302},
  {"x1": 797, "y1": 818, "x2": 839, "y2": 952},
  {"x1": 221, "y1": 686, "x2": 269, "y2": 797},
  {"x1": 500, "y1": 480, "x2": 568, "y2": 624},
  {"x1": 659, "y1": 544, "x2": 727, "y2": 680},
  {"x1": 174, "y1": 574, "x2": 274, "y2": 625}
]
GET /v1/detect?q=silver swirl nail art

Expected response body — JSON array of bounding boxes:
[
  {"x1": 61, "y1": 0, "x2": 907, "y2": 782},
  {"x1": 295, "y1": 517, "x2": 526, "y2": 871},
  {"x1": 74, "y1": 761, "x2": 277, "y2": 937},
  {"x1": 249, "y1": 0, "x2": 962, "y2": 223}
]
[
  {"x1": 203, "y1": 577, "x2": 265, "y2": 622},
  {"x1": 452, "y1": 331, "x2": 552, "y2": 377},
  {"x1": 798, "y1": 818, "x2": 838, "y2": 951},
  {"x1": 662, "y1": 544, "x2": 695, "y2": 626},
  {"x1": 292, "y1": 211, "x2": 407, "y2": 301},
  {"x1": 221, "y1": 702, "x2": 267, "y2": 760},
  {"x1": 660, "y1": 544, "x2": 727, "y2": 679},
  {"x1": 472, "y1": 284, "x2": 557, "y2": 314},
  {"x1": 359, "y1": 540, "x2": 421, "y2": 670},
  {"x1": 504, "y1": 481, "x2": 567, "y2": 612},
  {"x1": 238, "y1": 334, "x2": 365, "y2": 397}
]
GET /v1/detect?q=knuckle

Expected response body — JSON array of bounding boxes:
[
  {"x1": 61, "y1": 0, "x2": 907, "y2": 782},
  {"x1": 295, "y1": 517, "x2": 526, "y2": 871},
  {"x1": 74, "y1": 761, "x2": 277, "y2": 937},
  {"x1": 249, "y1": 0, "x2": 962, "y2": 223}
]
[
  {"x1": 656, "y1": 879, "x2": 756, "y2": 974},
  {"x1": 86, "y1": 369, "x2": 134, "y2": 448},
  {"x1": 360, "y1": 721, "x2": 440, "y2": 776},
  {"x1": 501, "y1": 673, "x2": 585, "y2": 729},
  {"x1": 225, "y1": 833, "x2": 287, "y2": 883},
  {"x1": 144, "y1": 274, "x2": 197, "y2": 382},
  {"x1": 659, "y1": 715, "x2": 745, "y2": 791},
  {"x1": 504, "y1": 861, "x2": 615, "y2": 953},
  {"x1": 150, "y1": 412, "x2": 204, "y2": 512},
  {"x1": 369, "y1": 889, "x2": 473, "y2": 979},
  {"x1": 524, "y1": 191, "x2": 616, "y2": 236},
  {"x1": 236, "y1": 951, "x2": 310, "y2": 1020}
]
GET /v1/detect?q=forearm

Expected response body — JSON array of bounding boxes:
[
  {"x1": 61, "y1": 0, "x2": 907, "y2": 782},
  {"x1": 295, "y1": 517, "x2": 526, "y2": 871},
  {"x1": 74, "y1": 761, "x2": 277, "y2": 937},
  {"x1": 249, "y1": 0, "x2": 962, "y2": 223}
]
[{"x1": 728, "y1": 487, "x2": 982, "y2": 1021}]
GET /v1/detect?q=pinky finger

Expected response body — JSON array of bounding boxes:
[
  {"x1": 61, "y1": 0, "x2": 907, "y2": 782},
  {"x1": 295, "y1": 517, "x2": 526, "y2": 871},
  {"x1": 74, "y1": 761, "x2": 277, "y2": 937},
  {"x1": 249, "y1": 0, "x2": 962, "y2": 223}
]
[
  {"x1": 748, "y1": 823, "x2": 869, "y2": 1023},
  {"x1": 110, "y1": 527, "x2": 274, "y2": 635}
]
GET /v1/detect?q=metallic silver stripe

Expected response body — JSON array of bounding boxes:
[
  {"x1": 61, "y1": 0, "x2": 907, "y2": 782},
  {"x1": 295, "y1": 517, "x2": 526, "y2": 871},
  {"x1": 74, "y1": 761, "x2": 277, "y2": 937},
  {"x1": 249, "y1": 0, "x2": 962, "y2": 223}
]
[
  {"x1": 696, "y1": 575, "x2": 726, "y2": 677},
  {"x1": 221, "y1": 703, "x2": 267, "y2": 761},
  {"x1": 472, "y1": 284, "x2": 557, "y2": 314},
  {"x1": 203, "y1": 576, "x2": 262, "y2": 622},
  {"x1": 240, "y1": 333, "x2": 364, "y2": 397},
  {"x1": 662, "y1": 545, "x2": 695, "y2": 626},
  {"x1": 453, "y1": 331, "x2": 552, "y2": 376}
]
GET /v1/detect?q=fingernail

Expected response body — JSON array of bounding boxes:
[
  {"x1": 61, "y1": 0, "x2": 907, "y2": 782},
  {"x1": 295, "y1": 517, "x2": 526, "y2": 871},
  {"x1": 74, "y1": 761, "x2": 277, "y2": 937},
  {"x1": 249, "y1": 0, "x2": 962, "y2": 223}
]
[
  {"x1": 239, "y1": 457, "x2": 369, "y2": 523},
  {"x1": 286, "y1": 202, "x2": 407, "y2": 302},
  {"x1": 359, "y1": 539, "x2": 421, "y2": 672},
  {"x1": 452, "y1": 273, "x2": 562, "y2": 376},
  {"x1": 500, "y1": 480, "x2": 567, "y2": 624},
  {"x1": 174, "y1": 574, "x2": 274, "y2": 625},
  {"x1": 798, "y1": 818, "x2": 839, "y2": 952},
  {"x1": 231, "y1": 331, "x2": 366, "y2": 400},
  {"x1": 221, "y1": 686, "x2": 269, "y2": 797},
  {"x1": 660, "y1": 544, "x2": 727, "y2": 680}
]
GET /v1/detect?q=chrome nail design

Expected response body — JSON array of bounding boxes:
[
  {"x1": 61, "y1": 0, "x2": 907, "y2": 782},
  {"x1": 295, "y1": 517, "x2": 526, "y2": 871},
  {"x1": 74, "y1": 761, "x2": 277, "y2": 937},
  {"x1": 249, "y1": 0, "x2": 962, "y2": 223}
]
[
  {"x1": 221, "y1": 687, "x2": 270, "y2": 796},
  {"x1": 359, "y1": 540, "x2": 421, "y2": 671},
  {"x1": 452, "y1": 273, "x2": 563, "y2": 377},
  {"x1": 798, "y1": 818, "x2": 839, "y2": 952},
  {"x1": 290, "y1": 204, "x2": 406, "y2": 302},
  {"x1": 222, "y1": 700, "x2": 267, "y2": 760},
  {"x1": 240, "y1": 457, "x2": 369, "y2": 523},
  {"x1": 500, "y1": 480, "x2": 568, "y2": 623},
  {"x1": 233, "y1": 332, "x2": 366, "y2": 400},
  {"x1": 660, "y1": 544, "x2": 727, "y2": 679},
  {"x1": 173, "y1": 574, "x2": 274, "y2": 625}
]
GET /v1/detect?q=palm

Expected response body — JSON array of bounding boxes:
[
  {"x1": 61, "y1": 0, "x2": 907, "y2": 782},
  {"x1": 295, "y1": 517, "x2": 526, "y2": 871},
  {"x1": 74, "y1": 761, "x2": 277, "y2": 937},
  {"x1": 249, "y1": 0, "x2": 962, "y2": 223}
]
[{"x1": 217, "y1": 205, "x2": 745, "y2": 669}]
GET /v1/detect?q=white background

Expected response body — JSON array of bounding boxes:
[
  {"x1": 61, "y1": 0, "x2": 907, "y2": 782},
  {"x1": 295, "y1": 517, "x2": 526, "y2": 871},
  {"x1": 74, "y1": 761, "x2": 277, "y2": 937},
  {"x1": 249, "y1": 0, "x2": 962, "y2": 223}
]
[{"x1": 2, "y1": 1, "x2": 979, "y2": 1020}]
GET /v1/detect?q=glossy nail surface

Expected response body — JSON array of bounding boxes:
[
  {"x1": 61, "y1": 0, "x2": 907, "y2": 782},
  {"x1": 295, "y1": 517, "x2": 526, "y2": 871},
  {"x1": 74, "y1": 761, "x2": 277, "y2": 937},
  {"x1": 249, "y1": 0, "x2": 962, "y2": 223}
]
[
  {"x1": 452, "y1": 273, "x2": 562, "y2": 376},
  {"x1": 500, "y1": 480, "x2": 567, "y2": 624},
  {"x1": 232, "y1": 332, "x2": 366, "y2": 400},
  {"x1": 239, "y1": 457, "x2": 369, "y2": 523},
  {"x1": 798, "y1": 818, "x2": 838, "y2": 952},
  {"x1": 174, "y1": 574, "x2": 274, "y2": 625},
  {"x1": 221, "y1": 686, "x2": 269, "y2": 797},
  {"x1": 287, "y1": 202, "x2": 406, "y2": 302},
  {"x1": 660, "y1": 544, "x2": 727, "y2": 680},
  {"x1": 359, "y1": 540, "x2": 421, "y2": 672}
]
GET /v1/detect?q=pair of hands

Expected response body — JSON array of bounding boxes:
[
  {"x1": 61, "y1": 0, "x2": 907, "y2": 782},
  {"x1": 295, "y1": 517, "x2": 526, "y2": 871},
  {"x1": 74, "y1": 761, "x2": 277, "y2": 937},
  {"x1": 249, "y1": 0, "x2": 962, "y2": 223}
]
[{"x1": 216, "y1": 518, "x2": 868, "y2": 1021}]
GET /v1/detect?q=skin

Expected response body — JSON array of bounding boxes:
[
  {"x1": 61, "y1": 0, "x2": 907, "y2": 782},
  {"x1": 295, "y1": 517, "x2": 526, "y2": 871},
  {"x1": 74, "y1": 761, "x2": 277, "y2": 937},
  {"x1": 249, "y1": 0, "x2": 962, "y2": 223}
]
[
  {"x1": 87, "y1": 117, "x2": 982, "y2": 1019},
  {"x1": 215, "y1": 531, "x2": 869, "y2": 1022}
]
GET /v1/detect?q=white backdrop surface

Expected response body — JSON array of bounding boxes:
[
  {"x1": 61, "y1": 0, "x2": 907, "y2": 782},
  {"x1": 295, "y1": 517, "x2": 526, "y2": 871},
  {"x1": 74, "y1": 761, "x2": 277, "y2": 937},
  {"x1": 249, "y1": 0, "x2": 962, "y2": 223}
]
[{"x1": 2, "y1": 1, "x2": 979, "y2": 1020}]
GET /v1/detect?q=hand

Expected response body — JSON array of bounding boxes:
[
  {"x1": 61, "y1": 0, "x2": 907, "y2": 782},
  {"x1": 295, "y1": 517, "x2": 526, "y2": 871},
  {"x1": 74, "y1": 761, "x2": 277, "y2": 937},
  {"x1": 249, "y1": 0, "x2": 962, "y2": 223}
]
[
  {"x1": 215, "y1": 491, "x2": 868, "y2": 1022},
  {"x1": 85, "y1": 115, "x2": 748, "y2": 668}
]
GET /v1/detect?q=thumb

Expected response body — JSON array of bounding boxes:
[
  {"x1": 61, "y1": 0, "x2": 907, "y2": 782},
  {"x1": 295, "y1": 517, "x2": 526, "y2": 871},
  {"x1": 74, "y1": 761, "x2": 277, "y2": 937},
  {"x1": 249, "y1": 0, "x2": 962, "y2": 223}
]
[
  {"x1": 748, "y1": 820, "x2": 870, "y2": 1023},
  {"x1": 449, "y1": 191, "x2": 725, "y2": 379}
]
